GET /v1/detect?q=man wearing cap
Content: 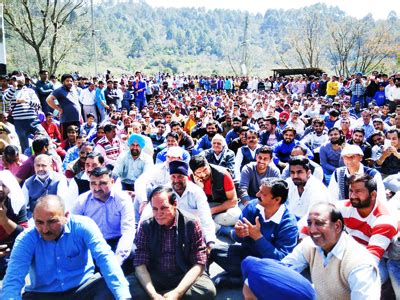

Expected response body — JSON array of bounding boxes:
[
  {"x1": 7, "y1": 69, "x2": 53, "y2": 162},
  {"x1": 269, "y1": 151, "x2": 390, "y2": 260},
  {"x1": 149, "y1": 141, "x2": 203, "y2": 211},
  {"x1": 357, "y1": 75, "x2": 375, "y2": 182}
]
[
  {"x1": 166, "y1": 160, "x2": 216, "y2": 247},
  {"x1": 201, "y1": 134, "x2": 235, "y2": 177},
  {"x1": 328, "y1": 144, "x2": 386, "y2": 202},
  {"x1": 47, "y1": 74, "x2": 82, "y2": 140},
  {"x1": 277, "y1": 111, "x2": 289, "y2": 131},
  {"x1": 113, "y1": 133, "x2": 153, "y2": 192},
  {"x1": 287, "y1": 110, "x2": 305, "y2": 137},
  {"x1": 73, "y1": 167, "x2": 135, "y2": 270}
]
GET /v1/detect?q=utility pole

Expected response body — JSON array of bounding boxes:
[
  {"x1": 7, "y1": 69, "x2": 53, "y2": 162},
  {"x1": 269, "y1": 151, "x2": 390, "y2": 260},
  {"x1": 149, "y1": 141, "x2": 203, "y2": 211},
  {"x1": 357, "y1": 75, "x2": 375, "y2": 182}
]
[
  {"x1": 240, "y1": 13, "x2": 249, "y2": 76},
  {"x1": 91, "y1": 0, "x2": 98, "y2": 76},
  {"x1": 0, "y1": 4, "x2": 7, "y2": 75}
]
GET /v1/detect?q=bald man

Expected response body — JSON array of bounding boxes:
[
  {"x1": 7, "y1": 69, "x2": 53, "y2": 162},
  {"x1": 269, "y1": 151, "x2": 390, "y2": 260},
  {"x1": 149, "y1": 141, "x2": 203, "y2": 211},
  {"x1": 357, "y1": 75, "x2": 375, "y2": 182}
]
[{"x1": 1, "y1": 195, "x2": 131, "y2": 300}]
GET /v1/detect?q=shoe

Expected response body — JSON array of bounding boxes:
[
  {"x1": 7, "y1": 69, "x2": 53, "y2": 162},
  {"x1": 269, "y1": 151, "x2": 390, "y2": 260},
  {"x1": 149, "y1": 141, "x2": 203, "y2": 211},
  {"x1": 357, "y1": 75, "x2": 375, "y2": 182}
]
[{"x1": 213, "y1": 273, "x2": 243, "y2": 289}]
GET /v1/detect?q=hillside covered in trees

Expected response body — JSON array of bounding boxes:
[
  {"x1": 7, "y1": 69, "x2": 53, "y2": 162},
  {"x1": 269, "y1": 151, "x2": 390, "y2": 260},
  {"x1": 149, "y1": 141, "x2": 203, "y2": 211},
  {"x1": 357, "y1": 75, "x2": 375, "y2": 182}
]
[{"x1": 4, "y1": 0, "x2": 400, "y2": 76}]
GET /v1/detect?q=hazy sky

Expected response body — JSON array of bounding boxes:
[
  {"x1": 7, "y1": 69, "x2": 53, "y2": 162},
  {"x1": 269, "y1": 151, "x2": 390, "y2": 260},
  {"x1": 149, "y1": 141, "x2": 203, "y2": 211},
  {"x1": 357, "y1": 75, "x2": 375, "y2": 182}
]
[{"x1": 145, "y1": 0, "x2": 398, "y2": 20}]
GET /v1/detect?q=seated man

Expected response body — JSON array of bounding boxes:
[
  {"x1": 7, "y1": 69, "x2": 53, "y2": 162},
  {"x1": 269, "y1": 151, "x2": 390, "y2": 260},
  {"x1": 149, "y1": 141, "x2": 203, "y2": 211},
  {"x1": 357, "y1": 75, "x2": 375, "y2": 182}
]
[
  {"x1": 95, "y1": 124, "x2": 123, "y2": 167},
  {"x1": 210, "y1": 178, "x2": 298, "y2": 285},
  {"x1": 328, "y1": 144, "x2": 386, "y2": 202},
  {"x1": 201, "y1": 134, "x2": 235, "y2": 178},
  {"x1": 64, "y1": 141, "x2": 94, "y2": 179},
  {"x1": 336, "y1": 174, "x2": 398, "y2": 285},
  {"x1": 0, "y1": 171, "x2": 28, "y2": 280},
  {"x1": 272, "y1": 127, "x2": 312, "y2": 172},
  {"x1": 22, "y1": 154, "x2": 68, "y2": 217},
  {"x1": 140, "y1": 161, "x2": 216, "y2": 248},
  {"x1": 239, "y1": 146, "x2": 280, "y2": 208},
  {"x1": 68, "y1": 152, "x2": 105, "y2": 204},
  {"x1": 156, "y1": 132, "x2": 190, "y2": 164},
  {"x1": 286, "y1": 156, "x2": 328, "y2": 224},
  {"x1": 189, "y1": 155, "x2": 241, "y2": 238},
  {"x1": 242, "y1": 202, "x2": 380, "y2": 300},
  {"x1": 134, "y1": 146, "x2": 184, "y2": 222},
  {"x1": 1, "y1": 195, "x2": 131, "y2": 299},
  {"x1": 234, "y1": 129, "x2": 262, "y2": 180},
  {"x1": 128, "y1": 186, "x2": 216, "y2": 299},
  {"x1": 113, "y1": 133, "x2": 153, "y2": 191},
  {"x1": 280, "y1": 145, "x2": 324, "y2": 181},
  {"x1": 170, "y1": 120, "x2": 195, "y2": 154},
  {"x1": 73, "y1": 167, "x2": 135, "y2": 269}
]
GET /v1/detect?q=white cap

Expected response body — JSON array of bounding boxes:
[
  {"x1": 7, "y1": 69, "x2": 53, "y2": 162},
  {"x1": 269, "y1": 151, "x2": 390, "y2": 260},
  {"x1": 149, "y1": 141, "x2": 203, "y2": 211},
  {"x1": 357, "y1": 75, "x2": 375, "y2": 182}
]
[
  {"x1": 166, "y1": 146, "x2": 183, "y2": 159},
  {"x1": 341, "y1": 144, "x2": 364, "y2": 157}
]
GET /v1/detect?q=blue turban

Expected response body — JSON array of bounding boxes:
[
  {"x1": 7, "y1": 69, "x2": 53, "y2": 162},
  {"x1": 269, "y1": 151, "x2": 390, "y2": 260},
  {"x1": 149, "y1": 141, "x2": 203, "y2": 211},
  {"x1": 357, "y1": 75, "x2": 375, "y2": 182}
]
[
  {"x1": 242, "y1": 257, "x2": 316, "y2": 300},
  {"x1": 127, "y1": 133, "x2": 145, "y2": 149}
]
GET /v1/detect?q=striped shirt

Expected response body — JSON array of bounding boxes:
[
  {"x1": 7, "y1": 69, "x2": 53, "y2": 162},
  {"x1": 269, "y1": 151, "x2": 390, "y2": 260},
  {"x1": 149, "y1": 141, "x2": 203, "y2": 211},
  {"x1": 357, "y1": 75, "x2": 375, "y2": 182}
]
[
  {"x1": 337, "y1": 199, "x2": 398, "y2": 262},
  {"x1": 4, "y1": 87, "x2": 40, "y2": 120},
  {"x1": 94, "y1": 136, "x2": 121, "y2": 165}
]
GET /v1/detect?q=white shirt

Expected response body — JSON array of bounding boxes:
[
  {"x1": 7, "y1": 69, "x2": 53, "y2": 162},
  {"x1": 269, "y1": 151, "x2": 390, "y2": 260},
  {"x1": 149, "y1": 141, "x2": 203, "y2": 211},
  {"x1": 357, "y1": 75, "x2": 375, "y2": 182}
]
[
  {"x1": 286, "y1": 175, "x2": 329, "y2": 220},
  {"x1": 79, "y1": 88, "x2": 96, "y2": 105}
]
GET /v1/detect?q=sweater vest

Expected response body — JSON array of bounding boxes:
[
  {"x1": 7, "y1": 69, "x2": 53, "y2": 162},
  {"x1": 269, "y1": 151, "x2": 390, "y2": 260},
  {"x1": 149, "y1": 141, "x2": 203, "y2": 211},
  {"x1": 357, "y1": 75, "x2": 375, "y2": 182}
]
[
  {"x1": 334, "y1": 166, "x2": 377, "y2": 200},
  {"x1": 208, "y1": 164, "x2": 228, "y2": 203},
  {"x1": 240, "y1": 145, "x2": 261, "y2": 170},
  {"x1": 25, "y1": 175, "x2": 60, "y2": 211},
  {"x1": 141, "y1": 209, "x2": 196, "y2": 274},
  {"x1": 303, "y1": 234, "x2": 377, "y2": 300}
]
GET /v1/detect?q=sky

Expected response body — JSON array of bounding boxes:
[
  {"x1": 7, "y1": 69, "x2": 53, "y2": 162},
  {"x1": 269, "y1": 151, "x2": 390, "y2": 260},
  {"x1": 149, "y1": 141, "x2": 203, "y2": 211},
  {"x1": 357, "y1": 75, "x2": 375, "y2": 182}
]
[{"x1": 144, "y1": 0, "x2": 399, "y2": 20}]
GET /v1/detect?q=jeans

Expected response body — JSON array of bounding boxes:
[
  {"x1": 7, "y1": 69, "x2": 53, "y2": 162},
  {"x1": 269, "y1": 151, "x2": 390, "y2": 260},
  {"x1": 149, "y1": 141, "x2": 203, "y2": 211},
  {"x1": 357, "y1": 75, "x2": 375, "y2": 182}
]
[
  {"x1": 351, "y1": 95, "x2": 365, "y2": 108},
  {"x1": 14, "y1": 118, "x2": 36, "y2": 153},
  {"x1": 135, "y1": 97, "x2": 147, "y2": 112},
  {"x1": 387, "y1": 259, "x2": 400, "y2": 298}
]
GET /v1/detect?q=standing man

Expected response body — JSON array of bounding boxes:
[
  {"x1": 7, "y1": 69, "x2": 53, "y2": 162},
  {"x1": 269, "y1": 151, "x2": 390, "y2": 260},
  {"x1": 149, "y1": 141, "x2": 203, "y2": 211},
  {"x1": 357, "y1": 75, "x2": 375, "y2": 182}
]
[
  {"x1": 133, "y1": 71, "x2": 147, "y2": 112},
  {"x1": 79, "y1": 82, "x2": 97, "y2": 123},
  {"x1": 47, "y1": 74, "x2": 81, "y2": 140},
  {"x1": 1, "y1": 195, "x2": 131, "y2": 300},
  {"x1": 4, "y1": 73, "x2": 40, "y2": 152},
  {"x1": 35, "y1": 70, "x2": 54, "y2": 114},
  {"x1": 128, "y1": 186, "x2": 216, "y2": 299},
  {"x1": 73, "y1": 167, "x2": 135, "y2": 268}
]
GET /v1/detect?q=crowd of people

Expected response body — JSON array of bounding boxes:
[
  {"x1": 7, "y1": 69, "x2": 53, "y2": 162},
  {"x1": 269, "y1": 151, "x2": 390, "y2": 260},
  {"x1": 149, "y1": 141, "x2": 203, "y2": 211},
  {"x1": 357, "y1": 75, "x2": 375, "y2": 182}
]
[{"x1": 0, "y1": 68, "x2": 399, "y2": 299}]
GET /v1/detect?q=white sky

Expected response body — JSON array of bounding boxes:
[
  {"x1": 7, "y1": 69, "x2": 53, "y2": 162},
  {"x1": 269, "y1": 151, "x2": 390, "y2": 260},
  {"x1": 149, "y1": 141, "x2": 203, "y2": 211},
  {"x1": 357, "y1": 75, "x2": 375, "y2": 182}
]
[{"x1": 144, "y1": 0, "x2": 399, "y2": 20}]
